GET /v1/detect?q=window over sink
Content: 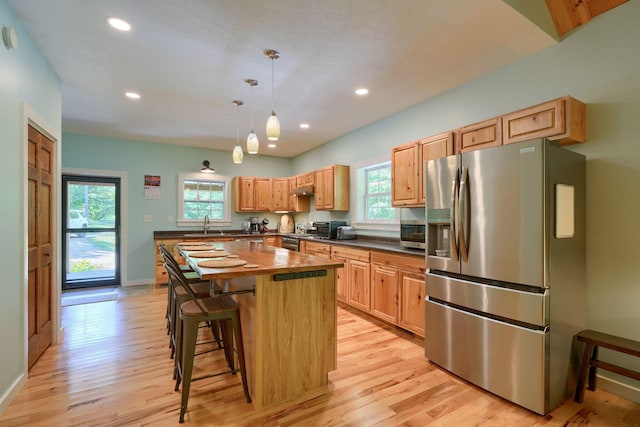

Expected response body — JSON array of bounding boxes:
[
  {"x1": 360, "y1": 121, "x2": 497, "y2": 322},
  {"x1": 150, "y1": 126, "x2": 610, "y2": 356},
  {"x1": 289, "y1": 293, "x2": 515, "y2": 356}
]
[{"x1": 178, "y1": 173, "x2": 232, "y2": 226}]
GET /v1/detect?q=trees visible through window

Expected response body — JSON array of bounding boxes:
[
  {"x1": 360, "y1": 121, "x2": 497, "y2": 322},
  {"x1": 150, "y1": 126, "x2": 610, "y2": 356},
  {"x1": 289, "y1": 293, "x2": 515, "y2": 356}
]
[
  {"x1": 183, "y1": 179, "x2": 225, "y2": 219},
  {"x1": 364, "y1": 163, "x2": 396, "y2": 221},
  {"x1": 178, "y1": 173, "x2": 231, "y2": 225}
]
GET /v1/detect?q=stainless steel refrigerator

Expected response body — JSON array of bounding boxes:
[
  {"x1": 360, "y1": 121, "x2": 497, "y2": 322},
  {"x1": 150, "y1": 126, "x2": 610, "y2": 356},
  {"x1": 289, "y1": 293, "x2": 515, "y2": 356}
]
[{"x1": 424, "y1": 138, "x2": 586, "y2": 415}]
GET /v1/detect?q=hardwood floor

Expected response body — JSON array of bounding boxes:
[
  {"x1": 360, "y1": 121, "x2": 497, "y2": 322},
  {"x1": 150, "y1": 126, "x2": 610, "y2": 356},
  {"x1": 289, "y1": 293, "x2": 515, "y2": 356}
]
[{"x1": 1, "y1": 285, "x2": 639, "y2": 426}]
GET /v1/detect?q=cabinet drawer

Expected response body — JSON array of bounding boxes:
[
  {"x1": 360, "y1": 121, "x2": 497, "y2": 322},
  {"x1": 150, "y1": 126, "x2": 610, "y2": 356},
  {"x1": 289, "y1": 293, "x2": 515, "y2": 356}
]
[
  {"x1": 371, "y1": 251, "x2": 426, "y2": 274},
  {"x1": 331, "y1": 246, "x2": 370, "y2": 263},
  {"x1": 502, "y1": 96, "x2": 585, "y2": 145},
  {"x1": 304, "y1": 241, "x2": 332, "y2": 257},
  {"x1": 455, "y1": 118, "x2": 502, "y2": 153}
]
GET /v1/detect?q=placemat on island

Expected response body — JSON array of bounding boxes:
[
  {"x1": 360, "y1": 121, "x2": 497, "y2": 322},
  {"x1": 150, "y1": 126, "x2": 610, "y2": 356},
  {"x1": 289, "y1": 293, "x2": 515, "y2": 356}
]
[
  {"x1": 198, "y1": 258, "x2": 248, "y2": 268},
  {"x1": 180, "y1": 245, "x2": 213, "y2": 251},
  {"x1": 188, "y1": 251, "x2": 229, "y2": 258}
]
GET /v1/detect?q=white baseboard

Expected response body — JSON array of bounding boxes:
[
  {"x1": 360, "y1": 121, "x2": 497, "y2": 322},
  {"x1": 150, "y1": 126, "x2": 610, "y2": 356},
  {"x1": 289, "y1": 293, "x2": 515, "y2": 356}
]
[
  {"x1": 598, "y1": 374, "x2": 640, "y2": 404},
  {"x1": 0, "y1": 373, "x2": 26, "y2": 415},
  {"x1": 122, "y1": 279, "x2": 155, "y2": 287}
]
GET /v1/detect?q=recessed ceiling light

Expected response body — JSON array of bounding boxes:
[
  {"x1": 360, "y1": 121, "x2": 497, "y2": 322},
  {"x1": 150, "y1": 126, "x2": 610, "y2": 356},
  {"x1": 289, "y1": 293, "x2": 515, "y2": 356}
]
[
  {"x1": 268, "y1": 143, "x2": 276, "y2": 148},
  {"x1": 355, "y1": 88, "x2": 369, "y2": 96},
  {"x1": 299, "y1": 123, "x2": 310, "y2": 129},
  {"x1": 107, "y1": 17, "x2": 131, "y2": 32},
  {"x1": 125, "y1": 92, "x2": 140, "y2": 99}
]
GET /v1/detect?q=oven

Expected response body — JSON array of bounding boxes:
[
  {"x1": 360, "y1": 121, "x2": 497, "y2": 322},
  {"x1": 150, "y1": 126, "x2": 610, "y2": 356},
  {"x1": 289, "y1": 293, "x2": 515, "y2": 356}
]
[{"x1": 281, "y1": 235, "x2": 300, "y2": 251}]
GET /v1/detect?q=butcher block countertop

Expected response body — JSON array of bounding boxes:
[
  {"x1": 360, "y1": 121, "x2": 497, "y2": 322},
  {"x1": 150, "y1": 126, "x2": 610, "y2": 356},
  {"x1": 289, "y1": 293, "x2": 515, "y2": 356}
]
[{"x1": 178, "y1": 240, "x2": 344, "y2": 280}]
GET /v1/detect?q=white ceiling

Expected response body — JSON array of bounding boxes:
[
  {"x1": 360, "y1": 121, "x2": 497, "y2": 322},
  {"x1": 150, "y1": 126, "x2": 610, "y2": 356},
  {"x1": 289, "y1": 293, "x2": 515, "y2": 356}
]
[{"x1": 8, "y1": 0, "x2": 555, "y2": 158}]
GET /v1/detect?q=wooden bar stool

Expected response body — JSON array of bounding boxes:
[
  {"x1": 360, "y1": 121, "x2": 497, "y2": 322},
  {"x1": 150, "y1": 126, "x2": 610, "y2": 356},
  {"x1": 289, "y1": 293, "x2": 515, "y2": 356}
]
[
  {"x1": 574, "y1": 329, "x2": 640, "y2": 403},
  {"x1": 165, "y1": 263, "x2": 251, "y2": 423}
]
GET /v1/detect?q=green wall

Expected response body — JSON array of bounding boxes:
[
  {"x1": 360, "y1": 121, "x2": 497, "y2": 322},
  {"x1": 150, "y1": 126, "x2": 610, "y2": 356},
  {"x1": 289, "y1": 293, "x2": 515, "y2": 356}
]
[{"x1": 0, "y1": 0, "x2": 61, "y2": 410}]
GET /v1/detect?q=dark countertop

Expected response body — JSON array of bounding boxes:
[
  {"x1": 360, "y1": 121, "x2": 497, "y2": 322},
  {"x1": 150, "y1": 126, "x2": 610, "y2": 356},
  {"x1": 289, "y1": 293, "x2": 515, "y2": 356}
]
[
  {"x1": 153, "y1": 229, "x2": 424, "y2": 258},
  {"x1": 297, "y1": 235, "x2": 425, "y2": 257}
]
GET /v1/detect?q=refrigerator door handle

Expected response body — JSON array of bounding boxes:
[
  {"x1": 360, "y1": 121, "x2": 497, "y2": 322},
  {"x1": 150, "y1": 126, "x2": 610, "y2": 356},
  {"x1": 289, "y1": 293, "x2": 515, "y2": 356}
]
[
  {"x1": 459, "y1": 166, "x2": 470, "y2": 262},
  {"x1": 450, "y1": 168, "x2": 460, "y2": 261}
]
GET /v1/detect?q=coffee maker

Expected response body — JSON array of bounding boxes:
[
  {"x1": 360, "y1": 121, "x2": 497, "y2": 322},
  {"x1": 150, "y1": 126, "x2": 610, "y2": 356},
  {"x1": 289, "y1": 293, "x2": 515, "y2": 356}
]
[{"x1": 249, "y1": 216, "x2": 261, "y2": 234}]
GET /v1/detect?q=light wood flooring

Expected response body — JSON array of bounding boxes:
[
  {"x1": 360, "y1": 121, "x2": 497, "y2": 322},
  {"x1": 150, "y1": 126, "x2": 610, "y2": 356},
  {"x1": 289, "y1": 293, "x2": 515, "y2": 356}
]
[{"x1": 1, "y1": 285, "x2": 639, "y2": 426}]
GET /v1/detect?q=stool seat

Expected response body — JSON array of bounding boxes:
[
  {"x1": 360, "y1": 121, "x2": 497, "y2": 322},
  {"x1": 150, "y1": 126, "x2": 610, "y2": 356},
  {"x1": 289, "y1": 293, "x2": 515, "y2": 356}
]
[
  {"x1": 574, "y1": 329, "x2": 640, "y2": 403},
  {"x1": 181, "y1": 296, "x2": 239, "y2": 316}
]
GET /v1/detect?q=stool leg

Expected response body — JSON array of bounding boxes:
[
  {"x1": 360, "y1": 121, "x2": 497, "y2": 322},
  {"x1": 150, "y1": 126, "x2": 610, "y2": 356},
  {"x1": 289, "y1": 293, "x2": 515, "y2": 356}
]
[
  {"x1": 220, "y1": 319, "x2": 235, "y2": 372},
  {"x1": 178, "y1": 317, "x2": 199, "y2": 423},
  {"x1": 232, "y1": 313, "x2": 251, "y2": 403},
  {"x1": 174, "y1": 313, "x2": 183, "y2": 382},
  {"x1": 588, "y1": 346, "x2": 599, "y2": 391},
  {"x1": 574, "y1": 342, "x2": 595, "y2": 403}
]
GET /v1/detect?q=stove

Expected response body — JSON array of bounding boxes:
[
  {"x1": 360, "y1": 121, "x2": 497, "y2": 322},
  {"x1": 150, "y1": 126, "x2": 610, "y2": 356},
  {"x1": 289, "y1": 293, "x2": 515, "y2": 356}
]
[{"x1": 281, "y1": 234, "x2": 314, "y2": 251}]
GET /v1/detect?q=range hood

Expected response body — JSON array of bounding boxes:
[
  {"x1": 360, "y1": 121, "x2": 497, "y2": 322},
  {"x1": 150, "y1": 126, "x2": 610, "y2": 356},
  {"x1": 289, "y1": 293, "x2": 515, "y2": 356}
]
[{"x1": 291, "y1": 184, "x2": 314, "y2": 196}]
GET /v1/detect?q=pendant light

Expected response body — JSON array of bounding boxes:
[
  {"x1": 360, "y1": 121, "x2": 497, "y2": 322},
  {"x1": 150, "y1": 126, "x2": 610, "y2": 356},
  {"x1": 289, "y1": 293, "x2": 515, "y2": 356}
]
[
  {"x1": 264, "y1": 49, "x2": 280, "y2": 142},
  {"x1": 232, "y1": 100, "x2": 244, "y2": 164},
  {"x1": 244, "y1": 79, "x2": 259, "y2": 154}
]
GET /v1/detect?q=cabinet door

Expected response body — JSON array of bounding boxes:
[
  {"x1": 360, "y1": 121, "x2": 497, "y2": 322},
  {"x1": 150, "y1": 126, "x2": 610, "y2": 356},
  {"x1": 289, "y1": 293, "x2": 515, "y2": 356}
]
[
  {"x1": 455, "y1": 117, "x2": 502, "y2": 153},
  {"x1": 235, "y1": 177, "x2": 256, "y2": 211},
  {"x1": 371, "y1": 264, "x2": 398, "y2": 323},
  {"x1": 502, "y1": 96, "x2": 585, "y2": 145},
  {"x1": 333, "y1": 255, "x2": 348, "y2": 303},
  {"x1": 314, "y1": 169, "x2": 325, "y2": 209},
  {"x1": 348, "y1": 260, "x2": 371, "y2": 312},
  {"x1": 255, "y1": 178, "x2": 271, "y2": 212},
  {"x1": 322, "y1": 166, "x2": 335, "y2": 210},
  {"x1": 271, "y1": 178, "x2": 289, "y2": 211},
  {"x1": 391, "y1": 141, "x2": 418, "y2": 206},
  {"x1": 399, "y1": 272, "x2": 425, "y2": 337},
  {"x1": 419, "y1": 132, "x2": 453, "y2": 204},
  {"x1": 264, "y1": 236, "x2": 282, "y2": 247}
]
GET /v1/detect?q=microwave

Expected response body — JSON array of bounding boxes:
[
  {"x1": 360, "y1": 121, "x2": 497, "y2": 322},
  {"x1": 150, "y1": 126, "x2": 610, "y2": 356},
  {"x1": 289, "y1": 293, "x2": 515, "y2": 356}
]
[
  {"x1": 313, "y1": 221, "x2": 347, "y2": 239},
  {"x1": 400, "y1": 220, "x2": 426, "y2": 249}
]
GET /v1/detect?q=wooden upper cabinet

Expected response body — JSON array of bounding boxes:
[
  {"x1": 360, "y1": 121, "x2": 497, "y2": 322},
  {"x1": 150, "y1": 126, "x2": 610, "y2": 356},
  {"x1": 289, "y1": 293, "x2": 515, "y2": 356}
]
[
  {"x1": 502, "y1": 96, "x2": 585, "y2": 145},
  {"x1": 391, "y1": 141, "x2": 419, "y2": 206},
  {"x1": 255, "y1": 178, "x2": 271, "y2": 211},
  {"x1": 418, "y1": 132, "x2": 453, "y2": 204},
  {"x1": 455, "y1": 117, "x2": 502, "y2": 153},
  {"x1": 271, "y1": 177, "x2": 289, "y2": 212},
  {"x1": 288, "y1": 176, "x2": 310, "y2": 213},
  {"x1": 296, "y1": 172, "x2": 315, "y2": 187},
  {"x1": 234, "y1": 176, "x2": 257, "y2": 211},
  {"x1": 392, "y1": 132, "x2": 453, "y2": 207},
  {"x1": 314, "y1": 164, "x2": 349, "y2": 211},
  {"x1": 234, "y1": 176, "x2": 271, "y2": 212}
]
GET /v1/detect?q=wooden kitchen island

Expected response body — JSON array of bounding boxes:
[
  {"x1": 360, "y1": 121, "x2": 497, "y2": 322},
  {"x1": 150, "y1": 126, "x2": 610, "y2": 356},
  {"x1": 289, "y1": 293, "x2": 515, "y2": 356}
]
[{"x1": 178, "y1": 240, "x2": 343, "y2": 410}]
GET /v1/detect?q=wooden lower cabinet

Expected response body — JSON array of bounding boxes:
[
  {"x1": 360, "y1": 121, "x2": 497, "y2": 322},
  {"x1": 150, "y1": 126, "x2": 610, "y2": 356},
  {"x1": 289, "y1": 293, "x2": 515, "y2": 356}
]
[
  {"x1": 155, "y1": 238, "x2": 184, "y2": 285},
  {"x1": 398, "y1": 272, "x2": 426, "y2": 336},
  {"x1": 331, "y1": 246, "x2": 371, "y2": 312},
  {"x1": 300, "y1": 240, "x2": 332, "y2": 259},
  {"x1": 370, "y1": 251, "x2": 426, "y2": 337},
  {"x1": 263, "y1": 235, "x2": 282, "y2": 247},
  {"x1": 371, "y1": 264, "x2": 398, "y2": 324}
]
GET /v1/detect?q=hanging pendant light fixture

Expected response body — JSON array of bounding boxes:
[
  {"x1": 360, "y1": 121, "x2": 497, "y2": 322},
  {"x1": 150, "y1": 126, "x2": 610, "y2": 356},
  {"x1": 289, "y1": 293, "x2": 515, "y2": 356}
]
[
  {"x1": 244, "y1": 78, "x2": 259, "y2": 154},
  {"x1": 232, "y1": 100, "x2": 244, "y2": 164},
  {"x1": 264, "y1": 49, "x2": 280, "y2": 142}
]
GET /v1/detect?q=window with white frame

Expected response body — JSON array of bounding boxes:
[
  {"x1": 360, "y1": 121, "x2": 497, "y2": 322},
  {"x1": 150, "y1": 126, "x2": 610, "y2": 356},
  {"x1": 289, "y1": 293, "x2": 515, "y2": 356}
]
[
  {"x1": 178, "y1": 173, "x2": 232, "y2": 226},
  {"x1": 355, "y1": 162, "x2": 398, "y2": 227}
]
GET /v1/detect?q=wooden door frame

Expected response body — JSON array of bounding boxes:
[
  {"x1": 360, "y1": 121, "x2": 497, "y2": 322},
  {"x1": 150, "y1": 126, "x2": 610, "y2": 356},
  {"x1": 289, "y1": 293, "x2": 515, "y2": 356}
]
[{"x1": 21, "y1": 104, "x2": 61, "y2": 375}]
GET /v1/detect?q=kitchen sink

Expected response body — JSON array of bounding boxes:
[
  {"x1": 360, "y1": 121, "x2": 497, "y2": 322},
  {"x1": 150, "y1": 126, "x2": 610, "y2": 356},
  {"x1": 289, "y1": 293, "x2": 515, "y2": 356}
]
[{"x1": 183, "y1": 232, "x2": 226, "y2": 237}]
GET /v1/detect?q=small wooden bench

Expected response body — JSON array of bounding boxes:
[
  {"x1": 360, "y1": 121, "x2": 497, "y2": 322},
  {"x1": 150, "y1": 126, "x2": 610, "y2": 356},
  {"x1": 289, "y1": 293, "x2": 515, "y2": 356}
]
[{"x1": 574, "y1": 329, "x2": 640, "y2": 403}]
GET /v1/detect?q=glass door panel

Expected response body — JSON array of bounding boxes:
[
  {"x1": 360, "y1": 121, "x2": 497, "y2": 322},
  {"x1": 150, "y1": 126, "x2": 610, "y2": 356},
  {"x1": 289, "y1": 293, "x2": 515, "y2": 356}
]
[{"x1": 62, "y1": 176, "x2": 120, "y2": 289}]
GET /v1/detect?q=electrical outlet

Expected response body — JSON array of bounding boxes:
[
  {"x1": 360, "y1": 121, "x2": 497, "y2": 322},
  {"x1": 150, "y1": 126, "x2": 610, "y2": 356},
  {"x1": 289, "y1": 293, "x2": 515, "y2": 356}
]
[
  {"x1": 143, "y1": 215, "x2": 152, "y2": 223},
  {"x1": 168, "y1": 215, "x2": 174, "y2": 223}
]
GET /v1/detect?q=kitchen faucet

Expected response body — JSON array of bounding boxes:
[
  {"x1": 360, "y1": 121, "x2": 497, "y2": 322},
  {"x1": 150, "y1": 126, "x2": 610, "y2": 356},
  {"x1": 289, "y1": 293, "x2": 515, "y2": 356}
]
[{"x1": 203, "y1": 215, "x2": 209, "y2": 234}]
